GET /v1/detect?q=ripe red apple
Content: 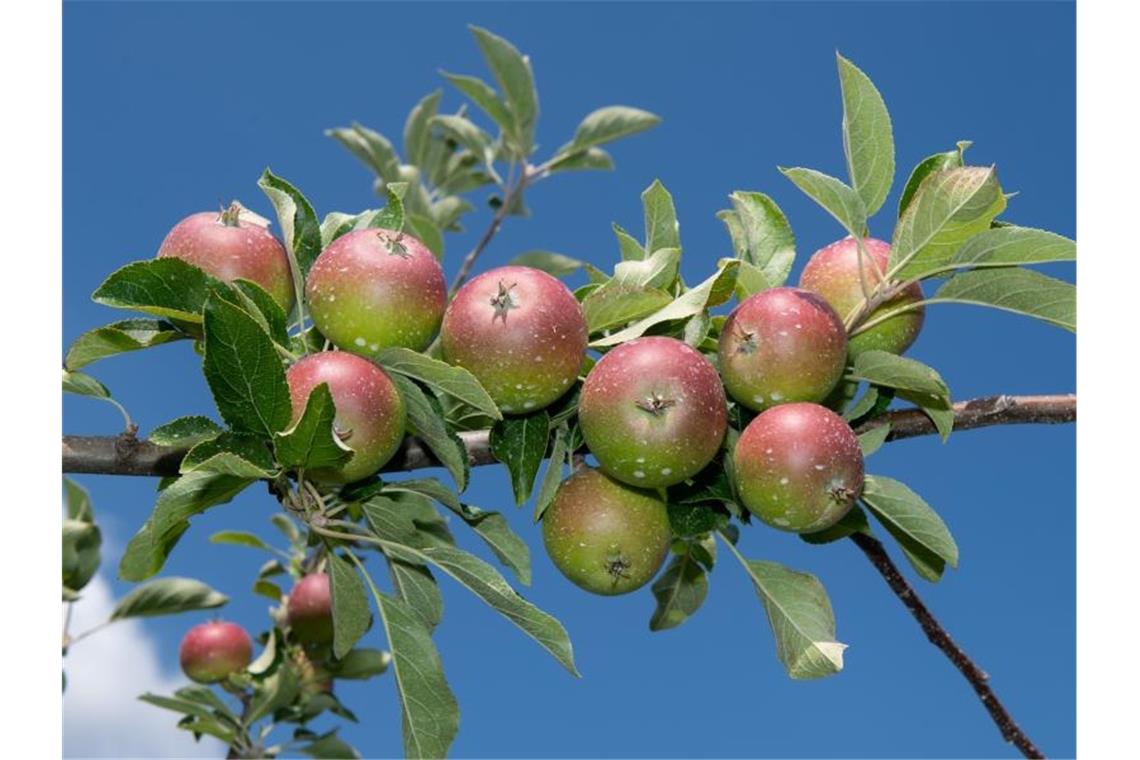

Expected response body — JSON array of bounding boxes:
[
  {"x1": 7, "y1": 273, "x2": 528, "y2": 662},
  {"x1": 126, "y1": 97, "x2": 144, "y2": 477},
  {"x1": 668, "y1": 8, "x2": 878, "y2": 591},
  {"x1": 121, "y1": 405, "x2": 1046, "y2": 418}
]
[
  {"x1": 718, "y1": 286, "x2": 848, "y2": 411},
  {"x1": 441, "y1": 266, "x2": 587, "y2": 414},
  {"x1": 798, "y1": 237, "x2": 925, "y2": 355},
  {"x1": 733, "y1": 402, "x2": 864, "y2": 533},
  {"x1": 578, "y1": 336, "x2": 727, "y2": 488},
  {"x1": 157, "y1": 203, "x2": 295, "y2": 312},
  {"x1": 305, "y1": 229, "x2": 447, "y2": 356},
  {"x1": 285, "y1": 351, "x2": 406, "y2": 483},
  {"x1": 287, "y1": 573, "x2": 333, "y2": 645},
  {"x1": 179, "y1": 621, "x2": 253, "y2": 684},
  {"x1": 542, "y1": 467, "x2": 671, "y2": 595}
]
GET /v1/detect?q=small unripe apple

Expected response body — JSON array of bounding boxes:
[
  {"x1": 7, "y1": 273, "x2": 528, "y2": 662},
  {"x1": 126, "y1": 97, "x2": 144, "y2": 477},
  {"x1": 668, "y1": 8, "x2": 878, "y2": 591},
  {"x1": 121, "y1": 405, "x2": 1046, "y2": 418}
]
[
  {"x1": 542, "y1": 467, "x2": 671, "y2": 596},
  {"x1": 733, "y1": 402, "x2": 864, "y2": 533},
  {"x1": 287, "y1": 573, "x2": 333, "y2": 645},
  {"x1": 305, "y1": 229, "x2": 447, "y2": 356},
  {"x1": 157, "y1": 203, "x2": 295, "y2": 312},
  {"x1": 441, "y1": 266, "x2": 587, "y2": 414},
  {"x1": 285, "y1": 352, "x2": 406, "y2": 483},
  {"x1": 578, "y1": 336, "x2": 727, "y2": 488},
  {"x1": 798, "y1": 237, "x2": 924, "y2": 356},
  {"x1": 179, "y1": 621, "x2": 253, "y2": 684},
  {"x1": 291, "y1": 648, "x2": 334, "y2": 696},
  {"x1": 718, "y1": 286, "x2": 847, "y2": 411}
]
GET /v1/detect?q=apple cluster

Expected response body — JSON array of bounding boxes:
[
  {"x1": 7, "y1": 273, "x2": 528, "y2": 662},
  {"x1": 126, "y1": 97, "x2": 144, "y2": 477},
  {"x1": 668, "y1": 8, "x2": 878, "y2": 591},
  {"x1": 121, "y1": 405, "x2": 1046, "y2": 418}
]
[
  {"x1": 158, "y1": 209, "x2": 924, "y2": 599},
  {"x1": 179, "y1": 573, "x2": 337, "y2": 694}
]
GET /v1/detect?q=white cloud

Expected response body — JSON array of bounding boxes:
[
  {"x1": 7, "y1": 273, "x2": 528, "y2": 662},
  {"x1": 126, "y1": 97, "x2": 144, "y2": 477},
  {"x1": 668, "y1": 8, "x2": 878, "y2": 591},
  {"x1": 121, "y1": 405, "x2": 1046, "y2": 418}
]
[{"x1": 63, "y1": 574, "x2": 226, "y2": 759}]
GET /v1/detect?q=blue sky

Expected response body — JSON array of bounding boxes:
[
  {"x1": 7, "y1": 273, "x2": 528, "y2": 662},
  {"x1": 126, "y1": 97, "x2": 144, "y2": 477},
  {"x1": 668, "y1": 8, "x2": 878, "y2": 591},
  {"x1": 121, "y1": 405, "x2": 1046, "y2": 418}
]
[{"x1": 63, "y1": 2, "x2": 1075, "y2": 757}]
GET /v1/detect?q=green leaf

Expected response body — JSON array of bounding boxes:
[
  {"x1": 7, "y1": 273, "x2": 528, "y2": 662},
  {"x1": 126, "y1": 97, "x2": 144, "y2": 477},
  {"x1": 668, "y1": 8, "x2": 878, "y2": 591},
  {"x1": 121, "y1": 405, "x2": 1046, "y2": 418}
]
[
  {"x1": 667, "y1": 501, "x2": 729, "y2": 538},
  {"x1": 564, "y1": 105, "x2": 660, "y2": 152},
  {"x1": 229, "y1": 279, "x2": 289, "y2": 346},
  {"x1": 110, "y1": 577, "x2": 228, "y2": 620},
  {"x1": 431, "y1": 114, "x2": 494, "y2": 166},
  {"x1": 949, "y1": 226, "x2": 1075, "y2": 269},
  {"x1": 179, "y1": 431, "x2": 278, "y2": 478},
  {"x1": 388, "y1": 374, "x2": 468, "y2": 491},
  {"x1": 728, "y1": 547, "x2": 847, "y2": 679},
  {"x1": 591, "y1": 259, "x2": 740, "y2": 347},
  {"x1": 931, "y1": 267, "x2": 1075, "y2": 332},
  {"x1": 582, "y1": 285, "x2": 674, "y2": 333},
  {"x1": 649, "y1": 552, "x2": 709, "y2": 631},
  {"x1": 349, "y1": 552, "x2": 459, "y2": 760},
  {"x1": 489, "y1": 411, "x2": 551, "y2": 505},
  {"x1": 612, "y1": 246, "x2": 681, "y2": 290},
  {"x1": 92, "y1": 258, "x2": 220, "y2": 322},
  {"x1": 857, "y1": 423, "x2": 891, "y2": 457},
  {"x1": 209, "y1": 531, "x2": 271, "y2": 551},
  {"x1": 718, "y1": 191, "x2": 796, "y2": 288},
  {"x1": 642, "y1": 179, "x2": 680, "y2": 254},
  {"x1": 149, "y1": 416, "x2": 222, "y2": 448},
  {"x1": 364, "y1": 510, "x2": 578, "y2": 675},
  {"x1": 837, "y1": 53, "x2": 895, "y2": 216},
  {"x1": 378, "y1": 347, "x2": 501, "y2": 421},
  {"x1": 247, "y1": 628, "x2": 279, "y2": 676},
  {"x1": 65, "y1": 319, "x2": 185, "y2": 370},
  {"x1": 387, "y1": 553, "x2": 443, "y2": 631},
  {"x1": 800, "y1": 505, "x2": 872, "y2": 545},
  {"x1": 201, "y1": 294, "x2": 292, "y2": 438},
  {"x1": 274, "y1": 383, "x2": 354, "y2": 472},
  {"x1": 257, "y1": 168, "x2": 323, "y2": 279},
  {"x1": 898, "y1": 142, "x2": 969, "y2": 218},
  {"x1": 779, "y1": 167, "x2": 867, "y2": 238},
  {"x1": 246, "y1": 661, "x2": 300, "y2": 725},
  {"x1": 439, "y1": 71, "x2": 514, "y2": 135},
  {"x1": 848, "y1": 350, "x2": 950, "y2": 403},
  {"x1": 889, "y1": 166, "x2": 1006, "y2": 281},
  {"x1": 469, "y1": 25, "x2": 538, "y2": 155},
  {"x1": 404, "y1": 90, "x2": 442, "y2": 168},
  {"x1": 327, "y1": 122, "x2": 401, "y2": 180},
  {"x1": 613, "y1": 222, "x2": 646, "y2": 261},
  {"x1": 545, "y1": 146, "x2": 615, "y2": 174},
  {"x1": 328, "y1": 552, "x2": 371, "y2": 659},
  {"x1": 508, "y1": 250, "x2": 586, "y2": 277},
  {"x1": 64, "y1": 477, "x2": 94, "y2": 522},
  {"x1": 407, "y1": 213, "x2": 443, "y2": 259},
  {"x1": 861, "y1": 475, "x2": 959, "y2": 582},
  {"x1": 328, "y1": 648, "x2": 392, "y2": 680},
  {"x1": 382, "y1": 479, "x2": 534, "y2": 585},
  {"x1": 533, "y1": 425, "x2": 569, "y2": 522},
  {"x1": 300, "y1": 730, "x2": 362, "y2": 760},
  {"x1": 63, "y1": 519, "x2": 102, "y2": 595},
  {"x1": 119, "y1": 472, "x2": 253, "y2": 581},
  {"x1": 62, "y1": 369, "x2": 111, "y2": 400}
]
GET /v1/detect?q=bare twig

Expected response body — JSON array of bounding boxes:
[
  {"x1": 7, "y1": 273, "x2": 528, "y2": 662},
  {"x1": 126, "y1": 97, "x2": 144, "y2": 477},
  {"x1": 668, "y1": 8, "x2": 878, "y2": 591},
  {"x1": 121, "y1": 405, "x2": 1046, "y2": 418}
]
[
  {"x1": 448, "y1": 162, "x2": 531, "y2": 297},
  {"x1": 61, "y1": 393, "x2": 1076, "y2": 478},
  {"x1": 850, "y1": 532, "x2": 1045, "y2": 759}
]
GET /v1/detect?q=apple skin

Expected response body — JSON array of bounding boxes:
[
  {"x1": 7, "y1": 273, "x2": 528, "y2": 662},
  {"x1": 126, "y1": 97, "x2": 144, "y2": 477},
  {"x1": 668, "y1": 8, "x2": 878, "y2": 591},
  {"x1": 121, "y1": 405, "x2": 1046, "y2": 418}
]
[
  {"x1": 441, "y1": 265, "x2": 587, "y2": 414},
  {"x1": 798, "y1": 237, "x2": 925, "y2": 356},
  {"x1": 305, "y1": 229, "x2": 447, "y2": 356},
  {"x1": 287, "y1": 573, "x2": 333, "y2": 645},
  {"x1": 285, "y1": 351, "x2": 406, "y2": 483},
  {"x1": 157, "y1": 206, "x2": 295, "y2": 312},
  {"x1": 542, "y1": 467, "x2": 671, "y2": 596},
  {"x1": 718, "y1": 286, "x2": 848, "y2": 412},
  {"x1": 578, "y1": 336, "x2": 727, "y2": 488},
  {"x1": 733, "y1": 402, "x2": 864, "y2": 533},
  {"x1": 179, "y1": 621, "x2": 253, "y2": 684}
]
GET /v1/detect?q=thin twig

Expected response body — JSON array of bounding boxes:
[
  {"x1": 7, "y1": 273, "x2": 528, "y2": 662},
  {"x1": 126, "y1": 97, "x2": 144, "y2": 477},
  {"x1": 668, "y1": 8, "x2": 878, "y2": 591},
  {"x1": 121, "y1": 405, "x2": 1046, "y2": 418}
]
[
  {"x1": 449, "y1": 162, "x2": 526, "y2": 297},
  {"x1": 850, "y1": 532, "x2": 1045, "y2": 759},
  {"x1": 60, "y1": 393, "x2": 1076, "y2": 478}
]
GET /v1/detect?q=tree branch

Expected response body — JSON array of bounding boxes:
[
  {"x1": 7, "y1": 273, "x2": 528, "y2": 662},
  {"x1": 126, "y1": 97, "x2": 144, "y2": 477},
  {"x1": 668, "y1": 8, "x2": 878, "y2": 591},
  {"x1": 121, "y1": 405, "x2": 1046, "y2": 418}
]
[
  {"x1": 850, "y1": 533, "x2": 1044, "y2": 758},
  {"x1": 61, "y1": 393, "x2": 1076, "y2": 478}
]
